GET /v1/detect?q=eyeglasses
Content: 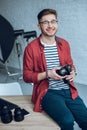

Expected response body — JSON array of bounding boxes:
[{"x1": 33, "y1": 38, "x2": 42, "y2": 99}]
[{"x1": 39, "y1": 19, "x2": 58, "y2": 26}]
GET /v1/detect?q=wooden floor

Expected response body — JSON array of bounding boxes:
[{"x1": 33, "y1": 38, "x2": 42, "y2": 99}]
[{"x1": 0, "y1": 96, "x2": 60, "y2": 130}]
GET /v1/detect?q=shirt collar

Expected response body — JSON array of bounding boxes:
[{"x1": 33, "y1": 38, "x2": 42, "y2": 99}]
[
  {"x1": 39, "y1": 35, "x2": 62, "y2": 46},
  {"x1": 40, "y1": 39, "x2": 56, "y2": 47}
]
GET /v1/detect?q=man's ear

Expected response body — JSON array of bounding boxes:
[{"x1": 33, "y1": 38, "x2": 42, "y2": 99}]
[{"x1": 38, "y1": 24, "x2": 41, "y2": 30}]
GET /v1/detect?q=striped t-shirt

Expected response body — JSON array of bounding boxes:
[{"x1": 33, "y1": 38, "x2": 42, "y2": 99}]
[{"x1": 41, "y1": 41, "x2": 69, "y2": 90}]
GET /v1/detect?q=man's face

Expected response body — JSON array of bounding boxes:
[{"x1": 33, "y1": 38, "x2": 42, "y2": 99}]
[{"x1": 38, "y1": 14, "x2": 58, "y2": 37}]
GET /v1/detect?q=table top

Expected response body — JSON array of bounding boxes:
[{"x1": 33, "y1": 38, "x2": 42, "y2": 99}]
[{"x1": 0, "y1": 96, "x2": 60, "y2": 130}]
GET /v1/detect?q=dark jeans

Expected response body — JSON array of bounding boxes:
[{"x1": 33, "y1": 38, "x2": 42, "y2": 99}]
[{"x1": 41, "y1": 89, "x2": 87, "y2": 130}]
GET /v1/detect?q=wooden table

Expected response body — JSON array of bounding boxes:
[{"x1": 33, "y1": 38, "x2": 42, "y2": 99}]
[{"x1": 0, "y1": 96, "x2": 60, "y2": 130}]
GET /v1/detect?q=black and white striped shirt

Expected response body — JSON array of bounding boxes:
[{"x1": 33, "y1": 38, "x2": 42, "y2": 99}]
[{"x1": 41, "y1": 41, "x2": 69, "y2": 90}]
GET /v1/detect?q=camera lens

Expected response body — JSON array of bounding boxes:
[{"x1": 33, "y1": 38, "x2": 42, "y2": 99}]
[
  {"x1": 14, "y1": 107, "x2": 24, "y2": 122},
  {"x1": 1, "y1": 105, "x2": 13, "y2": 123},
  {"x1": 56, "y1": 67, "x2": 68, "y2": 76}
]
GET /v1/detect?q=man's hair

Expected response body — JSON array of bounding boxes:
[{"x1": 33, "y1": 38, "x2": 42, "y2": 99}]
[{"x1": 37, "y1": 8, "x2": 57, "y2": 22}]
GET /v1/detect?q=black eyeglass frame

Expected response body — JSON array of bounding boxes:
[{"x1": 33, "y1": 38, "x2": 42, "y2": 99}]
[{"x1": 39, "y1": 19, "x2": 58, "y2": 25}]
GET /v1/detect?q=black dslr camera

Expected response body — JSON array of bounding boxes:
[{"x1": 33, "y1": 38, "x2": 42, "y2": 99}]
[
  {"x1": 56, "y1": 65, "x2": 72, "y2": 83},
  {"x1": 56, "y1": 65, "x2": 72, "y2": 76}
]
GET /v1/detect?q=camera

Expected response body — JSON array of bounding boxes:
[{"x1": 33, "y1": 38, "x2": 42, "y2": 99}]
[
  {"x1": 56, "y1": 65, "x2": 72, "y2": 83},
  {"x1": 56, "y1": 65, "x2": 72, "y2": 76}
]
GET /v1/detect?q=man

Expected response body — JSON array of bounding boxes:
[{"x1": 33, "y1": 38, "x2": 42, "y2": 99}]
[{"x1": 23, "y1": 9, "x2": 87, "y2": 130}]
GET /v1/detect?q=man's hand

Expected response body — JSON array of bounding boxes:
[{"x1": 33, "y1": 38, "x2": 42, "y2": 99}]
[{"x1": 65, "y1": 70, "x2": 76, "y2": 82}]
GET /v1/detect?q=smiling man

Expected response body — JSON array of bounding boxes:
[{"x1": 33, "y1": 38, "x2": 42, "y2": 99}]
[{"x1": 23, "y1": 9, "x2": 87, "y2": 130}]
